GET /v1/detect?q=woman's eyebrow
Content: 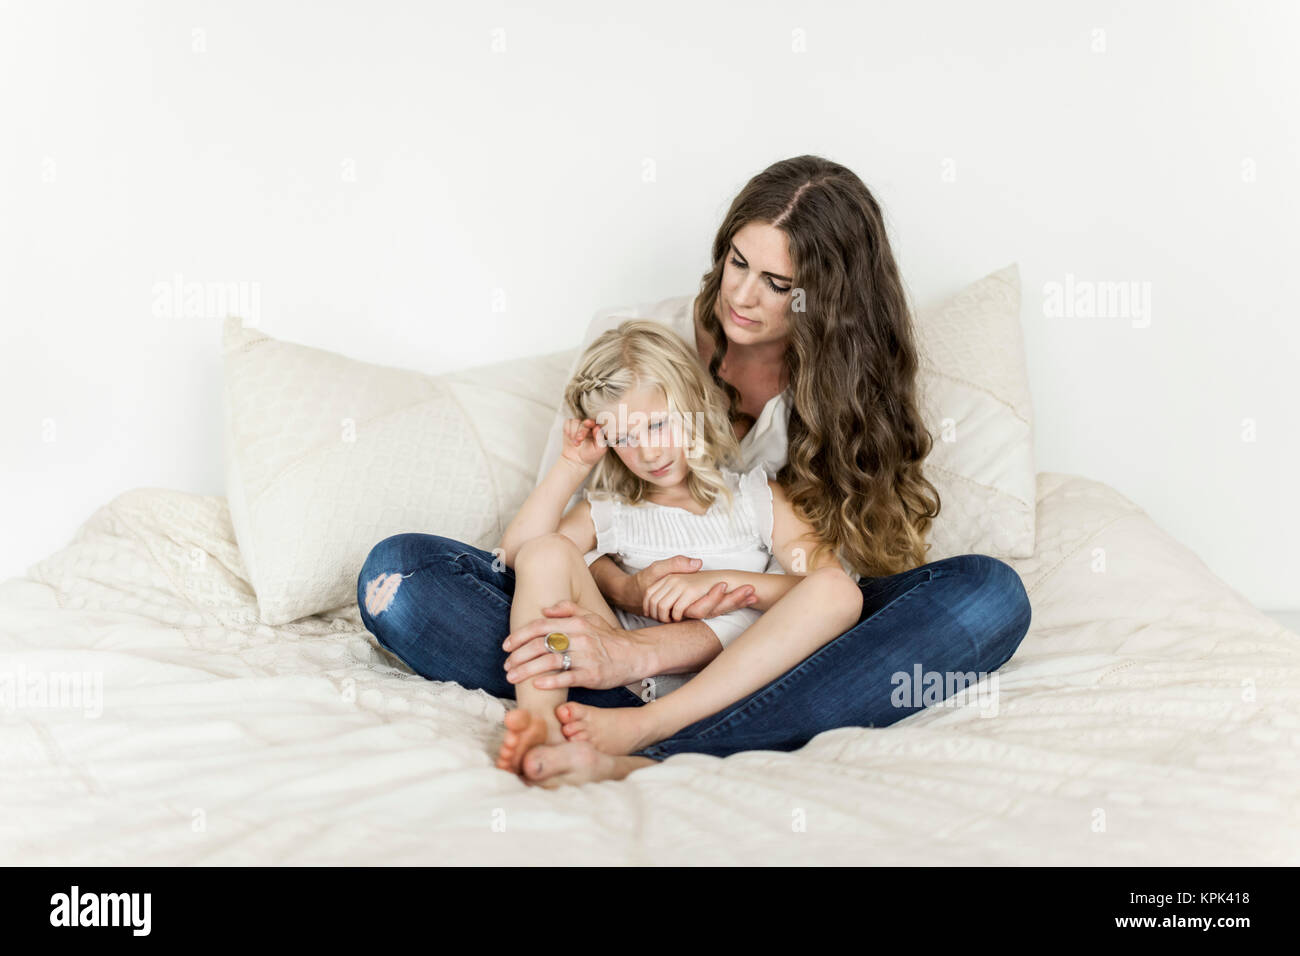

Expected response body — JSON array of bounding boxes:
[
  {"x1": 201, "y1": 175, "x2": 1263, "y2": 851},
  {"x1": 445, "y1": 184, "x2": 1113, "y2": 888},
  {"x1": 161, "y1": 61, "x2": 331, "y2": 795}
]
[{"x1": 731, "y1": 242, "x2": 791, "y2": 283}]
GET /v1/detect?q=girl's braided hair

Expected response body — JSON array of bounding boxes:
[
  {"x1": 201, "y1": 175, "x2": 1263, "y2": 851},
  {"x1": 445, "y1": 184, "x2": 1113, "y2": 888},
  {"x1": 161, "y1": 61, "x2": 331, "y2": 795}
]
[{"x1": 564, "y1": 318, "x2": 742, "y2": 511}]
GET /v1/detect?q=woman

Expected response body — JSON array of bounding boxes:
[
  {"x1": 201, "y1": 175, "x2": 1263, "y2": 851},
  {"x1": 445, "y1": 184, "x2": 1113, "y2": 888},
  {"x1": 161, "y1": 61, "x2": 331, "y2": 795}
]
[{"x1": 358, "y1": 154, "x2": 1032, "y2": 788}]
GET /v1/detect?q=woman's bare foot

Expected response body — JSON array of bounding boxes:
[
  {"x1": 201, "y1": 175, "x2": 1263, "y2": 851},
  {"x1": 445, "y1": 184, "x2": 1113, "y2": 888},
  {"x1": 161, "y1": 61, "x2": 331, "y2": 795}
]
[
  {"x1": 520, "y1": 739, "x2": 657, "y2": 788},
  {"x1": 496, "y1": 707, "x2": 565, "y2": 774},
  {"x1": 555, "y1": 701, "x2": 658, "y2": 756}
]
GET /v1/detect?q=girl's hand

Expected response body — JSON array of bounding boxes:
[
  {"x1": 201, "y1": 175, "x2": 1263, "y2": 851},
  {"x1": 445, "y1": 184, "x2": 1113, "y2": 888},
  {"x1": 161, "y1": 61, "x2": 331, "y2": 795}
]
[
  {"x1": 616, "y1": 556, "x2": 755, "y2": 620},
  {"x1": 560, "y1": 417, "x2": 607, "y2": 469},
  {"x1": 643, "y1": 570, "x2": 735, "y2": 623}
]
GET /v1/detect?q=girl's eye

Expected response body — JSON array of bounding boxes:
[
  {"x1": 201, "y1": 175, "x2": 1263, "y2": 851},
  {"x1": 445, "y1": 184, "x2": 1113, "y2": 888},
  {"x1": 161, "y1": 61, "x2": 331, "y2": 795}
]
[
  {"x1": 729, "y1": 257, "x2": 790, "y2": 294},
  {"x1": 616, "y1": 421, "x2": 662, "y2": 446}
]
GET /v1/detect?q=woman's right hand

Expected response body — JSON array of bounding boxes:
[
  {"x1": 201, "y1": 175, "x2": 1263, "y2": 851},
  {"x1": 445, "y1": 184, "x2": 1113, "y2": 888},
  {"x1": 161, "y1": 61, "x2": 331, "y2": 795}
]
[
  {"x1": 560, "y1": 417, "x2": 607, "y2": 469},
  {"x1": 627, "y1": 556, "x2": 756, "y2": 622}
]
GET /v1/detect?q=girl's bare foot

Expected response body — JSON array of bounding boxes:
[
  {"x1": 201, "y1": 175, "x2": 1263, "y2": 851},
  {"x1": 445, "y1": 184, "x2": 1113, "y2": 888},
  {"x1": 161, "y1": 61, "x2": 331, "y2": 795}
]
[
  {"x1": 496, "y1": 707, "x2": 565, "y2": 774},
  {"x1": 555, "y1": 701, "x2": 658, "y2": 756},
  {"x1": 520, "y1": 739, "x2": 657, "y2": 788}
]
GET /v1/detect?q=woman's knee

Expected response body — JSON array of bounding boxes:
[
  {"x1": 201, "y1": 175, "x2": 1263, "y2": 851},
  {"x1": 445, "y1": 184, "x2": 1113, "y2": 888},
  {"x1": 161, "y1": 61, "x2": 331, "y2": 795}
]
[
  {"x1": 976, "y1": 556, "x2": 1031, "y2": 666},
  {"x1": 361, "y1": 533, "x2": 462, "y2": 574},
  {"x1": 936, "y1": 554, "x2": 1032, "y2": 667},
  {"x1": 357, "y1": 533, "x2": 462, "y2": 618}
]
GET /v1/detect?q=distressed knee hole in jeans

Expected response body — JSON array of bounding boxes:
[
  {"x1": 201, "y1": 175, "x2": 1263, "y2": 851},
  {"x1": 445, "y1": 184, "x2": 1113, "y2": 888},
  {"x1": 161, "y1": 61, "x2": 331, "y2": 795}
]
[{"x1": 365, "y1": 572, "x2": 407, "y2": 616}]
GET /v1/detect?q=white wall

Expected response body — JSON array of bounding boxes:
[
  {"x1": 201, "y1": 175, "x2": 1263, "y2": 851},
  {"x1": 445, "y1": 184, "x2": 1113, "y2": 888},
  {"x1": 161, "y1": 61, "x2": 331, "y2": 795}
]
[{"x1": 3, "y1": 0, "x2": 1297, "y2": 607}]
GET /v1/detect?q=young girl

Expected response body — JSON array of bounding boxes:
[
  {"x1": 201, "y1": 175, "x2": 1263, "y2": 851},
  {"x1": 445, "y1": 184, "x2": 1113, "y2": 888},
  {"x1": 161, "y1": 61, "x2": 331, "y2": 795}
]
[{"x1": 495, "y1": 319, "x2": 865, "y2": 774}]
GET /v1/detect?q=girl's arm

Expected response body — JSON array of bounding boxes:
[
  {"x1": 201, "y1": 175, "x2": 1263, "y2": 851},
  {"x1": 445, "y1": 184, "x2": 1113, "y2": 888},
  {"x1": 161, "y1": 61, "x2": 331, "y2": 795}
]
[
  {"x1": 767, "y1": 478, "x2": 846, "y2": 575},
  {"x1": 499, "y1": 418, "x2": 604, "y2": 567},
  {"x1": 593, "y1": 552, "x2": 760, "y2": 619},
  {"x1": 645, "y1": 569, "x2": 794, "y2": 615}
]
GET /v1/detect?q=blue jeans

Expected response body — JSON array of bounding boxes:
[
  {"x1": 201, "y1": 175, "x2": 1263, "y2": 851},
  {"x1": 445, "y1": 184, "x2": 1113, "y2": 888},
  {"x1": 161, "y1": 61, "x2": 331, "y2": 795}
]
[{"x1": 356, "y1": 534, "x2": 1032, "y2": 761}]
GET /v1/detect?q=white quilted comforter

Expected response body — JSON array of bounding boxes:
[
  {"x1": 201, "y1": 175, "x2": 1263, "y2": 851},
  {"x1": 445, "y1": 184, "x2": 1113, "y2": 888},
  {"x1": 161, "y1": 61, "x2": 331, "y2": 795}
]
[{"x1": 3, "y1": 473, "x2": 1298, "y2": 864}]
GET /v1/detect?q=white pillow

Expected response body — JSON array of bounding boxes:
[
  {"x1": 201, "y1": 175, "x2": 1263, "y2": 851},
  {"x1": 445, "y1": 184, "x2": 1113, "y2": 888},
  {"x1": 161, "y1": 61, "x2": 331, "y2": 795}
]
[
  {"x1": 222, "y1": 317, "x2": 569, "y2": 624},
  {"x1": 912, "y1": 263, "x2": 1036, "y2": 558}
]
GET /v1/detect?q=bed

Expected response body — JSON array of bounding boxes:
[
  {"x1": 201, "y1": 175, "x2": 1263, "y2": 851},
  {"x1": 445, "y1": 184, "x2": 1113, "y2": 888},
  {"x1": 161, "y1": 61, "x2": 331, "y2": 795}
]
[{"x1": 4, "y1": 467, "x2": 1297, "y2": 865}]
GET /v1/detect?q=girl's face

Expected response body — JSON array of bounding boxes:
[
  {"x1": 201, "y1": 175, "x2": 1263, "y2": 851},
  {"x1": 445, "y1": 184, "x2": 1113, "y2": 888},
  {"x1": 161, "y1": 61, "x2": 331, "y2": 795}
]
[
  {"x1": 715, "y1": 220, "x2": 795, "y2": 345},
  {"x1": 595, "y1": 383, "x2": 690, "y2": 488}
]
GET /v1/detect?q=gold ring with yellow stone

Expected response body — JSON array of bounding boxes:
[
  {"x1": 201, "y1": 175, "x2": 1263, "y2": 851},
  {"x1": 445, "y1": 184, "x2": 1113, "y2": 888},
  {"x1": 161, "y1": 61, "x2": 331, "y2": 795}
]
[{"x1": 545, "y1": 632, "x2": 570, "y2": 653}]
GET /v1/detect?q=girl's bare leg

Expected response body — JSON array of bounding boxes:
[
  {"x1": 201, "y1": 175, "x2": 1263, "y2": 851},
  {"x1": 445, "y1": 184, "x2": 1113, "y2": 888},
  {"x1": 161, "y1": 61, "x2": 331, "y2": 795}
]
[
  {"x1": 557, "y1": 567, "x2": 864, "y2": 755},
  {"x1": 496, "y1": 534, "x2": 621, "y2": 773}
]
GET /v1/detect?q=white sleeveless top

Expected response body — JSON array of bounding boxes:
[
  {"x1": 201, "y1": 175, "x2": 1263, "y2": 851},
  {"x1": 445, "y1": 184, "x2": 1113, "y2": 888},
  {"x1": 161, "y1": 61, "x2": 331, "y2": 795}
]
[{"x1": 585, "y1": 464, "x2": 776, "y2": 702}]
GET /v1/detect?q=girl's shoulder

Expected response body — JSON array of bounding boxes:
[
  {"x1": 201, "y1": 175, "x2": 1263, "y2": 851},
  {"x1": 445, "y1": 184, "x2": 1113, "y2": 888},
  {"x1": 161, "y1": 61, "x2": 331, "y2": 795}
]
[
  {"x1": 729, "y1": 463, "x2": 776, "y2": 551},
  {"x1": 727, "y1": 462, "x2": 775, "y2": 493},
  {"x1": 582, "y1": 487, "x2": 622, "y2": 513}
]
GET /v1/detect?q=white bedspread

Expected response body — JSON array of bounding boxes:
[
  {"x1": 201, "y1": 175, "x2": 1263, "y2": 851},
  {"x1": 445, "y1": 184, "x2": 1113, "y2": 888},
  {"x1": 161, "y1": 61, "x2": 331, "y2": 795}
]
[{"x1": 3, "y1": 473, "x2": 1298, "y2": 864}]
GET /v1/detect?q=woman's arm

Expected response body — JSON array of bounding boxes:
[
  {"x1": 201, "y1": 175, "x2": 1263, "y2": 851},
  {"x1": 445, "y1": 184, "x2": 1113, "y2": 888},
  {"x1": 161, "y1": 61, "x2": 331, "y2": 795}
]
[
  {"x1": 503, "y1": 603, "x2": 732, "y2": 690},
  {"x1": 630, "y1": 619, "x2": 731, "y2": 676},
  {"x1": 587, "y1": 554, "x2": 639, "y2": 611}
]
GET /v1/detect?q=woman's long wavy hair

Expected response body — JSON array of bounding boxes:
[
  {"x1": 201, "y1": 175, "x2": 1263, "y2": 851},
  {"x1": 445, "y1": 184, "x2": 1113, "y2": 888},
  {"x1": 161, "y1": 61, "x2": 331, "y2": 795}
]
[
  {"x1": 564, "y1": 319, "x2": 744, "y2": 513},
  {"x1": 694, "y1": 155, "x2": 941, "y2": 577}
]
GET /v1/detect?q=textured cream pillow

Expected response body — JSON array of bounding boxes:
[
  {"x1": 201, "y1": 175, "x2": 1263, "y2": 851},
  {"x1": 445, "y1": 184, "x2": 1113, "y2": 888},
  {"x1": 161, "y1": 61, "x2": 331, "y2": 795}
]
[
  {"x1": 222, "y1": 317, "x2": 570, "y2": 624},
  {"x1": 911, "y1": 264, "x2": 1036, "y2": 559}
]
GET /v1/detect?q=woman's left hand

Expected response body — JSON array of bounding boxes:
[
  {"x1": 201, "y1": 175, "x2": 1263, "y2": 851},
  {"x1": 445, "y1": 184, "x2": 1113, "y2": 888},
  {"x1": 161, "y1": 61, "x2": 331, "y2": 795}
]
[{"x1": 501, "y1": 601, "x2": 646, "y2": 691}]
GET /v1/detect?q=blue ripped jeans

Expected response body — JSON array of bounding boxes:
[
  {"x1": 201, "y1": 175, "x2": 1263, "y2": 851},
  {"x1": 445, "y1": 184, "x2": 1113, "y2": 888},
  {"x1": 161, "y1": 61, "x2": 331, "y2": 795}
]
[{"x1": 356, "y1": 534, "x2": 1032, "y2": 762}]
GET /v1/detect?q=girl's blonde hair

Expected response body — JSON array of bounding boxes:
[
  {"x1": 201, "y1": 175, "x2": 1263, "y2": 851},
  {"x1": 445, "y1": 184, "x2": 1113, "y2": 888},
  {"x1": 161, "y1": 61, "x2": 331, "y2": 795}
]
[{"x1": 564, "y1": 319, "x2": 743, "y2": 512}]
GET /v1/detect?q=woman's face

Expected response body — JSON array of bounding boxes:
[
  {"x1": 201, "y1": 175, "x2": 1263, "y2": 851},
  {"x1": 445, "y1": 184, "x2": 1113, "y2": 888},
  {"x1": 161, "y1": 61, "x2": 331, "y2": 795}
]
[{"x1": 715, "y1": 220, "x2": 795, "y2": 346}]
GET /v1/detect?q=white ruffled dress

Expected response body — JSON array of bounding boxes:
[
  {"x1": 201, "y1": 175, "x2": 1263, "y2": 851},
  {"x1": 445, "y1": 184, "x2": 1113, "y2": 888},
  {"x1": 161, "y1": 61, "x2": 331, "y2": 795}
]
[{"x1": 584, "y1": 464, "x2": 776, "y2": 702}]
